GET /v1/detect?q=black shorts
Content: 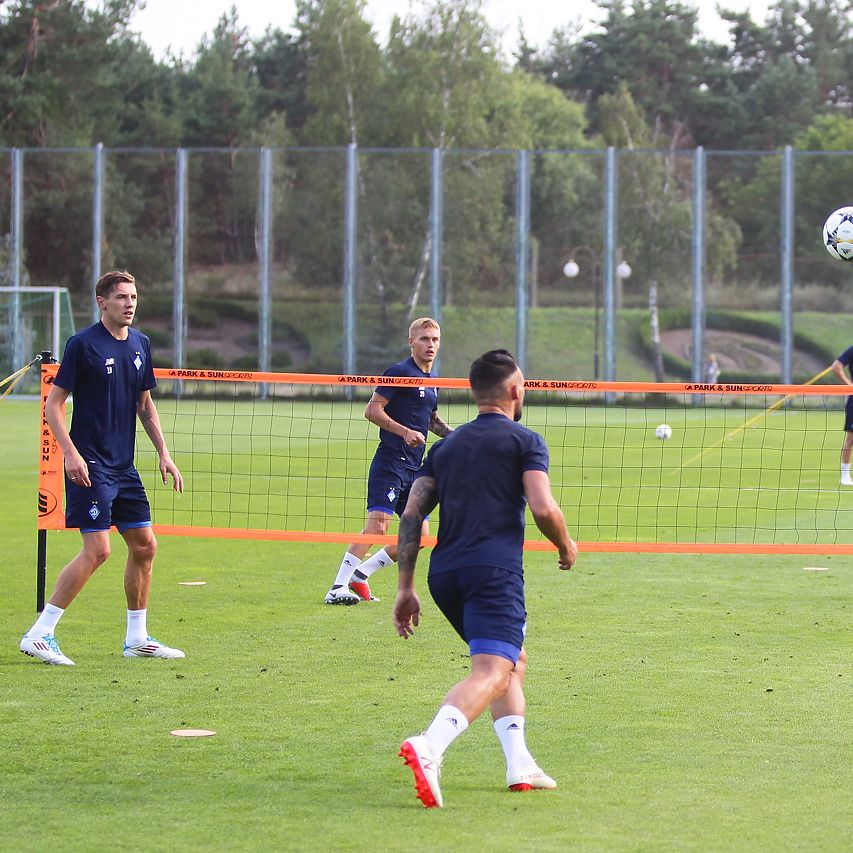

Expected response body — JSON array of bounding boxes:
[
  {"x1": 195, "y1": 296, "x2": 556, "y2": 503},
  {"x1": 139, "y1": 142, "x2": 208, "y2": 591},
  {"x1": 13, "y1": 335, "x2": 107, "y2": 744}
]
[
  {"x1": 428, "y1": 566, "x2": 526, "y2": 664},
  {"x1": 845, "y1": 396, "x2": 853, "y2": 432},
  {"x1": 65, "y1": 466, "x2": 151, "y2": 533}
]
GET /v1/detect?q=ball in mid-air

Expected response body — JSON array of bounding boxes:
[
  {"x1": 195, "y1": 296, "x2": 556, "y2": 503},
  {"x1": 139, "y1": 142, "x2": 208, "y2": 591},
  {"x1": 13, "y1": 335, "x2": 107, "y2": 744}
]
[
  {"x1": 655, "y1": 423, "x2": 672, "y2": 441},
  {"x1": 823, "y1": 206, "x2": 853, "y2": 262}
]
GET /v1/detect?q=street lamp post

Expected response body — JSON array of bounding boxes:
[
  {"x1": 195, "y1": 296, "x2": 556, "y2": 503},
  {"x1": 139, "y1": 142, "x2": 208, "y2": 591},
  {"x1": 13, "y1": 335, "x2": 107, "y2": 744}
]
[{"x1": 563, "y1": 248, "x2": 631, "y2": 380}]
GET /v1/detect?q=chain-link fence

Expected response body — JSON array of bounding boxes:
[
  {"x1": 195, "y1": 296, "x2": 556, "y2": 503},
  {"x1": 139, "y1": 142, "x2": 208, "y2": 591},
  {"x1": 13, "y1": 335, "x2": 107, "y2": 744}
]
[{"x1": 2, "y1": 145, "x2": 850, "y2": 386}]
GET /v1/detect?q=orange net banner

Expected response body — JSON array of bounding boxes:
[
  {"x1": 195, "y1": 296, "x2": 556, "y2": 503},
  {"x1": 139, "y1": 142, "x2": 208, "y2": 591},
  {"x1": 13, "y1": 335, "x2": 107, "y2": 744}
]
[
  {"x1": 38, "y1": 363, "x2": 853, "y2": 554},
  {"x1": 37, "y1": 364, "x2": 65, "y2": 531}
]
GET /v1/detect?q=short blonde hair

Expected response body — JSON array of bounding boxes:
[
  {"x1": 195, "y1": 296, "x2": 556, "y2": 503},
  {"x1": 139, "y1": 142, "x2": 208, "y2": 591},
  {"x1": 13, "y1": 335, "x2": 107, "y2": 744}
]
[{"x1": 409, "y1": 317, "x2": 440, "y2": 338}]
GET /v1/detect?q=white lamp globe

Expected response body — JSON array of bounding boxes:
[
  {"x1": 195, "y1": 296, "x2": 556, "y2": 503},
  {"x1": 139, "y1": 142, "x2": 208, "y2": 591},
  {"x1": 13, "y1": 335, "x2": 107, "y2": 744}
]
[{"x1": 563, "y1": 260, "x2": 580, "y2": 278}]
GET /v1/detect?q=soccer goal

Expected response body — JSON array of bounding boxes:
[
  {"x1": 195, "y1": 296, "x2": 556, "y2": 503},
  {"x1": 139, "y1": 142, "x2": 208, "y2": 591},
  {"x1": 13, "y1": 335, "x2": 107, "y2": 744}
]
[{"x1": 0, "y1": 287, "x2": 75, "y2": 395}]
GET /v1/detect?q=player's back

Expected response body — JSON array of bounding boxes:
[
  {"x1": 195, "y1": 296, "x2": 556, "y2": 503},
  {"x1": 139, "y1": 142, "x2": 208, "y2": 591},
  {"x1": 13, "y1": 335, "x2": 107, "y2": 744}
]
[{"x1": 424, "y1": 412, "x2": 548, "y2": 576}]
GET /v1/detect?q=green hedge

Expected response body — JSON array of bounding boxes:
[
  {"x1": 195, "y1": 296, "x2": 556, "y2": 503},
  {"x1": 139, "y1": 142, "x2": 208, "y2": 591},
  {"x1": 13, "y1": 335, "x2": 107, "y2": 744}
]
[{"x1": 637, "y1": 309, "x2": 837, "y2": 383}]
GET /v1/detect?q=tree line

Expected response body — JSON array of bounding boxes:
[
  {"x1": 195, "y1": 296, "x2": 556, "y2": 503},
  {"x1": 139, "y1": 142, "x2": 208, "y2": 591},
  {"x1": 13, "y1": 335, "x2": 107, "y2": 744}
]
[{"x1": 2, "y1": 0, "x2": 852, "y2": 309}]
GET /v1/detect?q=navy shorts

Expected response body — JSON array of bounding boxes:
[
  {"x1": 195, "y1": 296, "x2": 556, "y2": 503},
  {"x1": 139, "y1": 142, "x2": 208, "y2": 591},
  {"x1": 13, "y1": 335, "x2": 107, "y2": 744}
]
[
  {"x1": 366, "y1": 452, "x2": 418, "y2": 516},
  {"x1": 845, "y1": 396, "x2": 853, "y2": 432},
  {"x1": 65, "y1": 466, "x2": 152, "y2": 533},
  {"x1": 428, "y1": 566, "x2": 527, "y2": 664}
]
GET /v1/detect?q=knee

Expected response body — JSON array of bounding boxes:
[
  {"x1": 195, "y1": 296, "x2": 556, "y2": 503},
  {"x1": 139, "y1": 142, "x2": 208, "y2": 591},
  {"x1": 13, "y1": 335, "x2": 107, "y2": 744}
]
[
  {"x1": 366, "y1": 516, "x2": 390, "y2": 535},
  {"x1": 88, "y1": 544, "x2": 111, "y2": 569},
  {"x1": 494, "y1": 667, "x2": 513, "y2": 698},
  {"x1": 131, "y1": 536, "x2": 157, "y2": 566},
  {"x1": 514, "y1": 648, "x2": 528, "y2": 681},
  {"x1": 482, "y1": 665, "x2": 513, "y2": 700}
]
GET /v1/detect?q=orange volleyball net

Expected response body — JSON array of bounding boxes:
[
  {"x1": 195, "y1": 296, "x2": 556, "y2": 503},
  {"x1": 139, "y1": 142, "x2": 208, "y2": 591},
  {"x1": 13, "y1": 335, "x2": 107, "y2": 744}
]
[{"x1": 37, "y1": 363, "x2": 853, "y2": 558}]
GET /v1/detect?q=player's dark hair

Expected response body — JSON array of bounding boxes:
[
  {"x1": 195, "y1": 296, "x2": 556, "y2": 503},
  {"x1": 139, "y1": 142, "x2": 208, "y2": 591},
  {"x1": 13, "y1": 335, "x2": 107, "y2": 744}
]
[
  {"x1": 469, "y1": 349, "x2": 519, "y2": 395},
  {"x1": 96, "y1": 270, "x2": 135, "y2": 299}
]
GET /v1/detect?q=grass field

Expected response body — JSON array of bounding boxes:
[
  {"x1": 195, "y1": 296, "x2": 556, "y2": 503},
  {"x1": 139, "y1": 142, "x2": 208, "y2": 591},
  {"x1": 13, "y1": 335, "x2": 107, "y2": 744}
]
[{"x1": 3, "y1": 398, "x2": 853, "y2": 852}]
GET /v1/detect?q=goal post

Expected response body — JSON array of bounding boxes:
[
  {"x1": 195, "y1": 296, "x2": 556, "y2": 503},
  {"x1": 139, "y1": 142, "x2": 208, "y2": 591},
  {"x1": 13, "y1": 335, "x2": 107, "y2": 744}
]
[
  {"x1": 34, "y1": 363, "x2": 853, "y2": 607},
  {"x1": 1, "y1": 287, "x2": 75, "y2": 396}
]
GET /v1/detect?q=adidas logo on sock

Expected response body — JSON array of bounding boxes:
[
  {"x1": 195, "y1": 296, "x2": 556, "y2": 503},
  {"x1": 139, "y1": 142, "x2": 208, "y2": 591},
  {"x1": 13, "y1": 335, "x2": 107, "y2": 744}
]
[
  {"x1": 507, "y1": 722, "x2": 520, "y2": 730},
  {"x1": 447, "y1": 717, "x2": 458, "y2": 727}
]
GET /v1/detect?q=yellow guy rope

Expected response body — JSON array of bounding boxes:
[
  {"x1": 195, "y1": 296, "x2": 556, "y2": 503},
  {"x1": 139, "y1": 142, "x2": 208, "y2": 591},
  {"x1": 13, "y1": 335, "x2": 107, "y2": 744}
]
[
  {"x1": 0, "y1": 354, "x2": 42, "y2": 399},
  {"x1": 676, "y1": 364, "x2": 835, "y2": 471}
]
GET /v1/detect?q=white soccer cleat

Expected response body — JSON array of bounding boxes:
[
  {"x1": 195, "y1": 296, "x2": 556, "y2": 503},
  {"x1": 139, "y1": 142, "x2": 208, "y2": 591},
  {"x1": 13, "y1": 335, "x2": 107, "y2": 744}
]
[
  {"x1": 123, "y1": 637, "x2": 185, "y2": 659},
  {"x1": 399, "y1": 735, "x2": 443, "y2": 808},
  {"x1": 841, "y1": 476, "x2": 853, "y2": 486},
  {"x1": 507, "y1": 765, "x2": 558, "y2": 792},
  {"x1": 324, "y1": 585, "x2": 361, "y2": 605},
  {"x1": 20, "y1": 633, "x2": 75, "y2": 666}
]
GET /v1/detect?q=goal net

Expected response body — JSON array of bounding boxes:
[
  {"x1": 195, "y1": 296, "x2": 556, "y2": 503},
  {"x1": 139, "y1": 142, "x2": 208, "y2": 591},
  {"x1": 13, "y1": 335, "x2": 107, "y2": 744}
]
[
  {"x1": 1, "y1": 287, "x2": 75, "y2": 395},
  {"x1": 36, "y1": 364, "x2": 853, "y2": 555}
]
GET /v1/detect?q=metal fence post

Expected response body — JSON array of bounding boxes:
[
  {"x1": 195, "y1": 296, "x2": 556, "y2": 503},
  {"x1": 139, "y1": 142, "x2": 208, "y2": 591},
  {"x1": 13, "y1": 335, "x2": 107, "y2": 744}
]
[
  {"x1": 429, "y1": 147, "x2": 444, "y2": 373},
  {"x1": 173, "y1": 148, "x2": 188, "y2": 375},
  {"x1": 603, "y1": 147, "x2": 618, "y2": 385},
  {"x1": 343, "y1": 143, "x2": 358, "y2": 376},
  {"x1": 258, "y1": 147, "x2": 273, "y2": 393},
  {"x1": 91, "y1": 142, "x2": 105, "y2": 322},
  {"x1": 515, "y1": 150, "x2": 530, "y2": 375},
  {"x1": 780, "y1": 145, "x2": 795, "y2": 384},
  {"x1": 692, "y1": 146, "x2": 706, "y2": 388},
  {"x1": 10, "y1": 148, "x2": 23, "y2": 369}
]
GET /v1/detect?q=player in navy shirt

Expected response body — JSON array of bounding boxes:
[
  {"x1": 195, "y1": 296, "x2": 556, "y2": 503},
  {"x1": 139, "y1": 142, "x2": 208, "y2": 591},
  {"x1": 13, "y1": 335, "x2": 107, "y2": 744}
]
[
  {"x1": 832, "y1": 346, "x2": 853, "y2": 485},
  {"x1": 393, "y1": 350, "x2": 577, "y2": 808},
  {"x1": 324, "y1": 318, "x2": 452, "y2": 605},
  {"x1": 20, "y1": 271, "x2": 185, "y2": 666}
]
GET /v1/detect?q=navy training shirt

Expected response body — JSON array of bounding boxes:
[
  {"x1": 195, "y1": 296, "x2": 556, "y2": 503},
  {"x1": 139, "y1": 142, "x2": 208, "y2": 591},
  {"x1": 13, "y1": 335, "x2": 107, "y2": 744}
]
[
  {"x1": 838, "y1": 346, "x2": 853, "y2": 367},
  {"x1": 54, "y1": 322, "x2": 156, "y2": 471},
  {"x1": 375, "y1": 356, "x2": 438, "y2": 469},
  {"x1": 419, "y1": 412, "x2": 550, "y2": 576}
]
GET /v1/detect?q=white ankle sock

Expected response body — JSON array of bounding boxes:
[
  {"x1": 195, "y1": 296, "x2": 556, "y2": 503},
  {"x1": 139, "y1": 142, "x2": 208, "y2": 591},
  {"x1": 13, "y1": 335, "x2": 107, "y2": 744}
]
[
  {"x1": 125, "y1": 609, "x2": 148, "y2": 646},
  {"x1": 27, "y1": 603, "x2": 64, "y2": 637},
  {"x1": 425, "y1": 704, "x2": 469, "y2": 759},
  {"x1": 353, "y1": 548, "x2": 394, "y2": 580},
  {"x1": 494, "y1": 715, "x2": 536, "y2": 771},
  {"x1": 332, "y1": 552, "x2": 361, "y2": 588}
]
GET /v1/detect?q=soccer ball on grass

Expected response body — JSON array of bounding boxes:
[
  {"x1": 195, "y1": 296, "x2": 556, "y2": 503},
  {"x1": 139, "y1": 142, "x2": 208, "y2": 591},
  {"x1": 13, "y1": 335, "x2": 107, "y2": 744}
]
[
  {"x1": 655, "y1": 424, "x2": 672, "y2": 441},
  {"x1": 823, "y1": 206, "x2": 853, "y2": 262}
]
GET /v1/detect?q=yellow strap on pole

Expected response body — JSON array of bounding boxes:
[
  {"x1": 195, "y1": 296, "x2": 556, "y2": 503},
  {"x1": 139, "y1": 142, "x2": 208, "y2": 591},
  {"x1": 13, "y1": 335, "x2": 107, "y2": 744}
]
[
  {"x1": 675, "y1": 365, "x2": 835, "y2": 471},
  {"x1": 0, "y1": 355, "x2": 42, "y2": 398}
]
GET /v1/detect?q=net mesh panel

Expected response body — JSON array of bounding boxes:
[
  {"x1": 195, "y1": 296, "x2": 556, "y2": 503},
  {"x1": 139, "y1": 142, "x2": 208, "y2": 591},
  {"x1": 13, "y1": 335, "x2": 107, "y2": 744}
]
[{"x1": 106, "y1": 371, "x2": 853, "y2": 552}]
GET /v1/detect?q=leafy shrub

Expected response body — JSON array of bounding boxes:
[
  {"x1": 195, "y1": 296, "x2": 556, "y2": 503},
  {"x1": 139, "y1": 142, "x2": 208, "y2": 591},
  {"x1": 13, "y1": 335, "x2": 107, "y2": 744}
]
[{"x1": 186, "y1": 347, "x2": 225, "y2": 369}]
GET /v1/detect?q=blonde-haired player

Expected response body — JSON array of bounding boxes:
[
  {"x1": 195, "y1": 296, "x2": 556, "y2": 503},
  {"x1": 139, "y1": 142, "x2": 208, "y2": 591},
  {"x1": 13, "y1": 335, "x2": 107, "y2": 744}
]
[{"x1": 324, "y1": 318, "x2": 453, "y2": 604}]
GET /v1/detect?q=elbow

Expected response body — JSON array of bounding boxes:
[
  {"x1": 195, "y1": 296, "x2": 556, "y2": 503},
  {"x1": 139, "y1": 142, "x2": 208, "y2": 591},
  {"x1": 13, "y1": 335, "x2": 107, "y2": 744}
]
[{"x1": 530, "y1": 501, "x2": 561, "y2": 527}]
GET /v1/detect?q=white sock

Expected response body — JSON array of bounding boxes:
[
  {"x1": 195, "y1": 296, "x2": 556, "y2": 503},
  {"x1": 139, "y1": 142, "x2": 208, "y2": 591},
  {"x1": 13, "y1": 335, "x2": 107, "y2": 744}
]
[
  {"x1": 352, "y1": 547, "x2": 394, "y2": 580},
  {"x1": 125, "y1": 609, "x2": 148, "y2": 646},
  {"x1": 494, "y1": 715, "x2": 536, "y2": 771},
  {"x1": 332, "y1": 552, "x2": 361, "y2": 588},
  {"x1": 424, "y1": 704, "x2": 469, "y2": 760},
  {"x1": 27, "y1": 603, "x2": 64, "y2": 638},
  {"x1": 842, "y1": 463, "x2": 850, "y2": 478}
]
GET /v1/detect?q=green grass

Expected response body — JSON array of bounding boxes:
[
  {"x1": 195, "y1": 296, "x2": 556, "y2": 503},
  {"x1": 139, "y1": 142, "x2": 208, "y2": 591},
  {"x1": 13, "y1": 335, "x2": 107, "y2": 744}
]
[{"x1": 3, "y1": 398, "x2": 853, "y2": 852}]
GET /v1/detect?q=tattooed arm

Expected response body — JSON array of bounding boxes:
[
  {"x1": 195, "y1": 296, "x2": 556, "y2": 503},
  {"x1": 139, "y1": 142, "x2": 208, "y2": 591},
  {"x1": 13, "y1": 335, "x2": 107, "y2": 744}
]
[
  {"x1": 393, "y1": 476, "x2": 439, "y2": 638},
  {"x1": 429, "y1": 410, "x2": 453, "y2": 438}
]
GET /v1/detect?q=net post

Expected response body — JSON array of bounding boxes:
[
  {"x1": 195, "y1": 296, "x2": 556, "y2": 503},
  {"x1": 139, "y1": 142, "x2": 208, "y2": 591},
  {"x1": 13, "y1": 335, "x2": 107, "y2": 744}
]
[{"x1": 35, "y1": 350, "x2": 57, "y2": 612}]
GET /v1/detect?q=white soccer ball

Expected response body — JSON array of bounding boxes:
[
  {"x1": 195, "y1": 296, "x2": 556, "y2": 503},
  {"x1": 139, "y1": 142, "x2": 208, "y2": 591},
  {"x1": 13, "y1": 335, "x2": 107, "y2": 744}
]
[
  {"x1": 655, "y1": 423, "x2": 672, "y2": 441},
  {"x1": 823, "y1": 206, "x2": 853, "y2": 262}
]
